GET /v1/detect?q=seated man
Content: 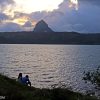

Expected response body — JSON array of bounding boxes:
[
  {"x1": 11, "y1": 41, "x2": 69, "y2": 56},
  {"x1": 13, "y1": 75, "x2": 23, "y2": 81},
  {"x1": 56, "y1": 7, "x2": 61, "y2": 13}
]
[{"x1": 22, "y1": 75, "x2": 31, "y2": 86}]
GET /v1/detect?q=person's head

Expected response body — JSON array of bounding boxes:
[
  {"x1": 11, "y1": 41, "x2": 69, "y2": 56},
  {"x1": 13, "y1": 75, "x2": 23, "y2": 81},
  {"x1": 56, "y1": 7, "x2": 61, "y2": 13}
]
[
  {"x1": 26, "y1": 75, "x2": 29, "y2": 78},
  {"x1": 18, "y1": 73, "x2": 22, "y2": 79}
]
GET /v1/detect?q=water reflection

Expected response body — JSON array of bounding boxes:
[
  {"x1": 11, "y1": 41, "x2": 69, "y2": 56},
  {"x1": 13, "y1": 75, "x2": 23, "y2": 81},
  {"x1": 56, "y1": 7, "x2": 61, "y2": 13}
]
[{"x1": 0, "y1": 44, "x2": 100, "y2": 92}]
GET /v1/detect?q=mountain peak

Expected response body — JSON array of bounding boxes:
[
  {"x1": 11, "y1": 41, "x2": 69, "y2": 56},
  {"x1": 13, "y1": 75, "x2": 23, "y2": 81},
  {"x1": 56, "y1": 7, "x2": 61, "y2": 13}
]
[
  {"x1": 34, "y1": 20, "x2": 53, "y2": 32},
  {"x1": 39, "y1": 20, "x2": 46, "y2": 24}
]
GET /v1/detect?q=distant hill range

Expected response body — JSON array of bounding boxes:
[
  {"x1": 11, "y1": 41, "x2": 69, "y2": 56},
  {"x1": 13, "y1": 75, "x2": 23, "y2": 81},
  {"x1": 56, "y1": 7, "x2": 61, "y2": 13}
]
[{"x1": 0, "y1": 20, "x2": 100, "y2": 44}]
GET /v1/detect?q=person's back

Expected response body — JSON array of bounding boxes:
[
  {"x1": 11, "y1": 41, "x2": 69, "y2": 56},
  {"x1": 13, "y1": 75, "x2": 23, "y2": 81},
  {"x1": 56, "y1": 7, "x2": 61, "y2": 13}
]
[{"x1": 22, "y1": 75, "x2": 31, "y2": 86}]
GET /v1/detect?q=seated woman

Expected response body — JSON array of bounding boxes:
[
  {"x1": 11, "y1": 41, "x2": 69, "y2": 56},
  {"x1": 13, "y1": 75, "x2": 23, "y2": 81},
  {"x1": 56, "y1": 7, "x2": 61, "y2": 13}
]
[
  {"x1": 17, "y1": 73, "x2": 23, "y2": 83},
  {"x1": 22, "y1": 75, "x2": 31, "y2": 86}
]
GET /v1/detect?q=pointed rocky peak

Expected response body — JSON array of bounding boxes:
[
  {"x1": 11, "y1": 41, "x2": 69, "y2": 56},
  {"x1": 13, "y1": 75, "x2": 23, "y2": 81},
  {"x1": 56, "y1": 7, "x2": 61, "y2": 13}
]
[
  {"x1": 38, "y1": 20, "x2": 47, "y2": 25},
  {"x1": 34, "y1": 20, "x2": 53, "y2": 32}
]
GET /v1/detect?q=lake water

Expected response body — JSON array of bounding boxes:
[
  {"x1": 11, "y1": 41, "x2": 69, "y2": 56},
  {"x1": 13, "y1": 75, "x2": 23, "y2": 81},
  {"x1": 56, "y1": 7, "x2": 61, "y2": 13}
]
[{"x1": 0, "y1": 44, "x2": 100, "y2": 92}]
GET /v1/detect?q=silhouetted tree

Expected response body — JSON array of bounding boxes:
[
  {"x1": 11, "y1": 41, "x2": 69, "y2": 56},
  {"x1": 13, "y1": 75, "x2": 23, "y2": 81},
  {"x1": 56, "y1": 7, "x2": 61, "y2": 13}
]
[{"x1": 83, "y1": 66, "x2": 100, "y2": 96}]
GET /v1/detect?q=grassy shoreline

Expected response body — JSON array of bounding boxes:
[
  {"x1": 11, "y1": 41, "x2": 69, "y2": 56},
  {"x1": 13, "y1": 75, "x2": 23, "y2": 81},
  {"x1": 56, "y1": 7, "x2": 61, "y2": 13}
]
[{"x1": 0, "y1": 74, "x2": 98, "y2": 100}]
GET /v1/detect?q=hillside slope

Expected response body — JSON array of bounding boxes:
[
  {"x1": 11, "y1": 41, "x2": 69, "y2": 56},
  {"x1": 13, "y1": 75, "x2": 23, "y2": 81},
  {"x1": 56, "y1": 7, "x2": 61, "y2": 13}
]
[{"x1": 0, "y1": 74, "x2": 98, "y2": 100}]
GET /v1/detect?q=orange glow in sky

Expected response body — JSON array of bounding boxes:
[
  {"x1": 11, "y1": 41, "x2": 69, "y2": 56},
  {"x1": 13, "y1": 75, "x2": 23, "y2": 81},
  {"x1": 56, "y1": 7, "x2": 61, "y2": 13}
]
[
  {"x1": 12, "y1": 16, "x2": 37, "y2": 26},
  {"x1": 12, "y1": 16, "x2": 29, "y2": 25}
]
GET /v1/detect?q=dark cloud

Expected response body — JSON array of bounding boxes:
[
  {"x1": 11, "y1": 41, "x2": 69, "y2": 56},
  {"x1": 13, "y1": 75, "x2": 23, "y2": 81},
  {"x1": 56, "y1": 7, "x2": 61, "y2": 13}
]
[
  {"x1": 23, "y1": 21, "x2": 32, "y2": 27},
  {"x1": 0, "y1": 0, "x2": 14, "y2": 4},
  {"x1": 13, "y1": 12, "x2": 29, "y2": 19},
  {"x1": 30, "y1": 11, "x2": 64, "y2": 22},
  {"x1": 30, "y1": 11, "x2": 48, "y2": 21},
  {"x1": 0, "y1": 13, "x2": 10, "y2": 20},
  {"x1": 80, "y1": 0, "x2": 100, "y2": 4},
  {"x1": 0, "y1": 0, "x2": 15, "y2": 11},
  {"x1": 0, "y1": 22, "x2": 23, "y2": 32},
  {"x1": 42, "y1": 0, "x2": 100, "y2": 33}
]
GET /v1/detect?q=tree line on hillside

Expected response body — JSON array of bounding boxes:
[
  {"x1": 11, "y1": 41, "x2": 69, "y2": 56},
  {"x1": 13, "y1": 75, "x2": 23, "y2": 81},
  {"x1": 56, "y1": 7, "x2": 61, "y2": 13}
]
[{"x1": 0, "y1": 32, "x2": 100, "y2": 44}]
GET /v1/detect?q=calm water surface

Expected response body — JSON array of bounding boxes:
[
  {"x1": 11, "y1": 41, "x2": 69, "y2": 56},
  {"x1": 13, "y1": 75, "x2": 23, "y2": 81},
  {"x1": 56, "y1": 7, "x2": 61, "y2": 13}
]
[{"x1": 0, "y1": 44, "x2": 100, "y2": 92}]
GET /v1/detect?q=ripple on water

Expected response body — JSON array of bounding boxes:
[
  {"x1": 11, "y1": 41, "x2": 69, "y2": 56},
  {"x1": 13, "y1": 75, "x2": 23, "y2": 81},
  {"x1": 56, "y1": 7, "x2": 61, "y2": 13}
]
[{"x1": 0, "y1": 44, "x2": 100, "y2": 92}]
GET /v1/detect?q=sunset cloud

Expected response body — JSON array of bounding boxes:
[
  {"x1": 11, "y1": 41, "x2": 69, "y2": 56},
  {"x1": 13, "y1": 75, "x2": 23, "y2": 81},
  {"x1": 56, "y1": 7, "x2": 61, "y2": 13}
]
[
  {"x1": 0, "y1": 0, "x2": 100, "y2": 33},
  {"x1": 0, "y1": 0, "x2": 15, "y2": 14}
]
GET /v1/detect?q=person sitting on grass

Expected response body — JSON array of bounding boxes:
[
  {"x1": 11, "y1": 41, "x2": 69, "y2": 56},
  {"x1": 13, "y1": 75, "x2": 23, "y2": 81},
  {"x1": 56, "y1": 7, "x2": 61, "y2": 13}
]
[
  {"x1": 22, "y1": 75, "x2": 31, "y2": 86},
  {"x1": 18, "y1": 73, "x2": 23, "y2": 83}
]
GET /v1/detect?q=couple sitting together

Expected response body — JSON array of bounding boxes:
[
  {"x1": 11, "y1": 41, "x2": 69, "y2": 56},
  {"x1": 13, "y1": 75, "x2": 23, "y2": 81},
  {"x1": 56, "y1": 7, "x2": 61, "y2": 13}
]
[{"x1": 18, "y1": 73, "x2": 31, "y2": 86}]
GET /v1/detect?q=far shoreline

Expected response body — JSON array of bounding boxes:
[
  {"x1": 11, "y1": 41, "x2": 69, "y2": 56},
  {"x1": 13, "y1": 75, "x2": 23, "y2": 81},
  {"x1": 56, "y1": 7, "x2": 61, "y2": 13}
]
[{"x1": 0, "y1": 32, "x2": 100, "y2": 44}]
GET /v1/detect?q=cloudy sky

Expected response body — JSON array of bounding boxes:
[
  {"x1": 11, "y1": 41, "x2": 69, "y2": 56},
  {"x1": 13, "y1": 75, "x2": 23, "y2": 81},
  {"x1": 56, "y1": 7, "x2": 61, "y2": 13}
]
[{"x1": 0, "y1": 0, "x2": 100, "y2": 33}]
